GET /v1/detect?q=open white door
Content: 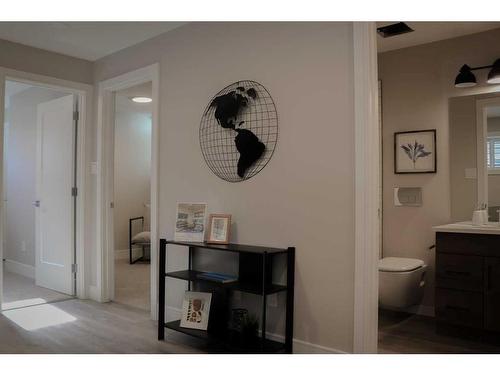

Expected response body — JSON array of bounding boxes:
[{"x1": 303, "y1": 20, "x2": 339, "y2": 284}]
[{"x1": 35, "y1": 94, "x2": 75, "y2": 295}]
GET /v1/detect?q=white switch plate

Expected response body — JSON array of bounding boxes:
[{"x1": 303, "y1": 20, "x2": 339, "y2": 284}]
[
  {"x1": 90, "y1": 162, "x2": 98, "y2": 175},
  {"x1": 465, "y1": 168, "x2": 477, "y2": 179}
]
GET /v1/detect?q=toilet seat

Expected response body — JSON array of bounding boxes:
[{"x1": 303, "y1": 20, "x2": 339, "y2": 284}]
[{"x1": 379, "y1": 257, "x2": 424, "y2": 272}]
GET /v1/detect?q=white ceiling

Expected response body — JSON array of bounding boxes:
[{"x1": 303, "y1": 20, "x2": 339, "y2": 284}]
[
  {"x1": 377, "y1": 22, "x2": 500, "y2": 52},
  {"x1": 1, "y1": 22, "x2": 498, "y2": 60},
  {"x1": 0, "y1": 22, "x2": 185, "y2": 61}
]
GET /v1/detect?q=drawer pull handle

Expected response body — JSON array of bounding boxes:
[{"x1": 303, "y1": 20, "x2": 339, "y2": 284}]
[
  {"x1": 445, "y1": 305, "x2": 470, "y2": 312},
  {"x1": 445, "y1": 270, "x2": 470, "y2": 277}
]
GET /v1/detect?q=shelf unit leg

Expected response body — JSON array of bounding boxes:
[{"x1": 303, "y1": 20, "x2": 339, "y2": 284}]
[
  {"x1": 188, "y1": 246, "x2": 193, "y2": 291},
  {"x1": 285, "y1": 247, "x2": 295, "y2": 353},
  {"x1": 261, "y1": 252, "x2": 268, "y2": 351},
  {"x1": 158, "y1": 239, "x2": 166, "y2": 340}
]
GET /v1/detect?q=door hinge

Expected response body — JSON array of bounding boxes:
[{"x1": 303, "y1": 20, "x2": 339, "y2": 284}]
[
  {"x1": 73, "y1": 111, "x2": 79, "y2": 121},
  {"x1": 72, "y1": 187, "x2": 78, "y2": 196},
  {"x1": 71, "y1": 264, "x2": 78, "y2": 273}
]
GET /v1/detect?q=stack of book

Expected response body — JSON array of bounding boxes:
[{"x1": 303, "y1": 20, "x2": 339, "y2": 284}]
[{"x1": 196, "y1": 272, "x2": 238, "y2": 283}]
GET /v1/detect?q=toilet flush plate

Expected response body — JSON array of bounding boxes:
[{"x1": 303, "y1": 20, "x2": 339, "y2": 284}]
[{"x1": 394, "y1": 187, "x2": 422, "y2": 207}]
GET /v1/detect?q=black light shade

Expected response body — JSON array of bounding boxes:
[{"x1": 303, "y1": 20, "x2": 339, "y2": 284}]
[
  {"x1": 487, "y1": 59, "x2": 500, "y2": 84},
  {"x1": 455, "y1": 64, "x2": 477, "y2": 88}
]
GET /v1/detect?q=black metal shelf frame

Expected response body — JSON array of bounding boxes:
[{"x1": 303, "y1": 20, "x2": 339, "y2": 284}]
[{"x1": 157, "y1": 239, "x2": 295, "y2": 353}]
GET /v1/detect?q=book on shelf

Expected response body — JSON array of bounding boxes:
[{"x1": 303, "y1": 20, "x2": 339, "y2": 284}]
[{"x1": 196, "y1": 272, "x2": 238, "y2": 283}]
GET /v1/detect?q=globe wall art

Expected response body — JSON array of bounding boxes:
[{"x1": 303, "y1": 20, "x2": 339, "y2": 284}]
[{"x1": 199, "y1": 80, "x2": 278, "y2": 182}]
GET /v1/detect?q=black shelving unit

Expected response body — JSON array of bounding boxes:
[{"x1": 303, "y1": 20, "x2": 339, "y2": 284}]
[{"x1": 158, "y1": 239, "x2": 295, "y2": 353}]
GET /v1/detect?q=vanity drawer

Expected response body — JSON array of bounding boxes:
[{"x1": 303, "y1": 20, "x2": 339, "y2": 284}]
[
  {"x1": 435, "y1": 288, "x2": 483, "y2": 329},
  {"x1": 436, "y1": 253, "x2": 483, "y2": 291},
  {"x1": 436, "y1": 232, "x2": 500, "y2": 257}
]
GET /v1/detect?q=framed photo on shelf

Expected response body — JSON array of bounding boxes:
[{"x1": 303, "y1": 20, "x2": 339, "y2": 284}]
[
  {"x1": 394, "y1": 129, "x2": 436, "y2": 174},
  {"x1": 174, "y1": 203, "x2": 207, "y2": 242},
  {"x1": 206, "y1": 214, "x2": 231, "y2": 244},
  {"x1": 180, "y1": 291, "x2": 212, "y2": 330}
]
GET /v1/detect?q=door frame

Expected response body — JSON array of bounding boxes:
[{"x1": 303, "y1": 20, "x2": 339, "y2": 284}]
[
  {"x1": 96, "y1": 63, "x2": 160, "y2": 319},
  {"x1": 352, "y1": 22, "x2": 380, "y2": 353},
  {"x1": 0, "y1": 67, "x2": 91, "y2": 307},
  {"x1": 476, "y1": 97, "x2": 500, "y2": 207}
]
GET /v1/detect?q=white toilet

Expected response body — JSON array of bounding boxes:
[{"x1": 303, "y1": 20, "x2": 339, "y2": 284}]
[{"x1": 379, "y1": 257, "x2": 427, "y2": 309}]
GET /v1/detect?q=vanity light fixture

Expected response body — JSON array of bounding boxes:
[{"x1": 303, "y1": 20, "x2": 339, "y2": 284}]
[
  {"x1": 455, "y1": 59, "x2": 500, "y2": 88},
  {"x1": 487, "y1": 59, "x2": 500, "y2": 84},
  {"x1": 131, "y1": 96, "x2": 152, "y2": 103}
]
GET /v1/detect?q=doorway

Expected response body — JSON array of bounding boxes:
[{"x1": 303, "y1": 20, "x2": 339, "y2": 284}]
[
  {"x1": 1, "y1": 79, "x2": 78, "y2": 310},
  {"x1": 112, "y1": 82, "x2": 153, "y2": 311},
  {"x1": 96, "y1": 63, "x2": 159, "y2": 319}
]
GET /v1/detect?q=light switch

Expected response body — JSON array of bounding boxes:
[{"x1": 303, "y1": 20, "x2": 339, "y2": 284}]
[
  {"x1": 465, "y1": 168, "x2": 477, "y2": 179},
  {"x1": 90, "y1": 162, "x2": 98, "y2": 175}
]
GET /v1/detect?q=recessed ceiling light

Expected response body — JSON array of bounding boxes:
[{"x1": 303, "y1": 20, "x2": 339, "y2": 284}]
[{"x1": 131, "y1": 96, "x2": 152, "y2": 103}]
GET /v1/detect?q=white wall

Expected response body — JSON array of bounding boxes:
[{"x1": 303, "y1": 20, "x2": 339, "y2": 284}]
[
  {"x1": 0, "y1": 38, "x2": 92, "y2": 84},
  {"x1": 4, "y1": 86, "x2": 65, "y2": 271},
  {"x1": 113, "y1": 95, "x2": 151, "y2": 250},
  {"x1": 94, "y1": 22, "x2": 356, "y2": 352},
  {"x1": 379, "y1": 27, "x2": 500, "y2": 309}
]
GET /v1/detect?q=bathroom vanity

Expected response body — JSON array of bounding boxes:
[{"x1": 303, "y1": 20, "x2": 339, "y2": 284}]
[{"x1": 434, "y1": 222, "x2": 500, "y2": 339}]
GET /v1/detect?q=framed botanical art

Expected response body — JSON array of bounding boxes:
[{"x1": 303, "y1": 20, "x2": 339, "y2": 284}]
[
  {"x1": 206, "y1": 214, "x2": 231, "y2": 244},
  {"x1": 394, "y1": 130, "x2": 436, "y2": 174},
  {"x1": 180, "y1": 291, "x2": 212, "y2": 330},
  {"x1": 174, "y1": 203, "x2": 207, "y2": 242}
]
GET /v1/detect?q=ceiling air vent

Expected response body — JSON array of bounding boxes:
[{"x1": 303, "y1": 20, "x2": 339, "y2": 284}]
[{"x1": 377, "y1": 22, "x2": 414, "y2": 38}]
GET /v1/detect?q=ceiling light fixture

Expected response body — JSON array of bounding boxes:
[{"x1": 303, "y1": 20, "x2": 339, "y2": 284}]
[
  {"x1": 131, "y1": 96, "x2": 152, "y2": 103},
  {"x1": 454, "y1": 59, "x2": 500, "y2": 88}
]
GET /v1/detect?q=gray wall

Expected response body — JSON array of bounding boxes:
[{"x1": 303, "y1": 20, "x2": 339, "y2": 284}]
[
  {"x1": 113, "y1": 96, "x2": 151, "y2": 250},
  {"x1": 379, "y1": 27, "x2": 500, "y2": 309},
  {"x1": 0, "y1": 38, "x2": 93, "y2": 84},
  {"x1": 4, "y1": 87, "x2": 66, "y2": 267},
  {"x1": 94, "y1": 22, "x2": 355, "y2": 352}
]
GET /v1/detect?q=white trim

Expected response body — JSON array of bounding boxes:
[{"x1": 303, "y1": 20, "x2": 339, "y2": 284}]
[
  {"x1": 3, "y1": 259, "x2": 35, "y2": 279},
  {"x1": 114, "y1": 249, "x2": 129, "y2": 260},
  {"x1": 88, "y1": 285, "x2": 101, "y2": 301},
  {"x1": 382, "y1": 304, "x2": 435, "y2": 318},
  {"x1": 114, "y1": 248, "x2": 147, "y2": 260},
  {"x1": 477, "y1": 97, "x2": 500, "y2": 206},
  {"x1": 165, "y1": 306, "x2": 346, "y2": 354},
  {"x1": 0, "y1": 67, "x2": 91, "y2": 308},
  {"x1": 96, "y1": 64, "x2": 159, "y2": 320},
  {"x1": 353, "y1": 22, "x2": 380, "y2": 354}
]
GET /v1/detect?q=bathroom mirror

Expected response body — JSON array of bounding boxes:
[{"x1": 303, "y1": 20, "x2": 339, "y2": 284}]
[{"x1": 449, "y1": 92, "x2": 500, "y2": 222}]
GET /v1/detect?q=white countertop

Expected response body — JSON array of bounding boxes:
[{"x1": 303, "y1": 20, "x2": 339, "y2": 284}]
[{"x1": 433, "y1": 221, "x2": 500, "y2": 235}]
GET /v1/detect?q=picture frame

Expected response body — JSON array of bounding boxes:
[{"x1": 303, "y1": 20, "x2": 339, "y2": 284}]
[
  {"x1": 394, "y1": 129, "x2": 437, "y2": 174},
  {"x1": 180, "y1": 291, "x2": 212, "y2": 331},
  {"x1": 206, "y1": 214, "x2": 232, "y2": 244},
  {"x1": 174, "y1": 203, "x2": 207, "y2": 242}
]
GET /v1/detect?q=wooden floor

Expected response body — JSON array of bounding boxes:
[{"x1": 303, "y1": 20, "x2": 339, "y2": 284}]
[
  {"x1": 2, "y1": 269, "x2": 70, "y2": 309},
  {"x1": 0, "y1": 298, "x2": 206, "y2": 353},
  {"x1": 378, "y1": 310, "x2": 500, "y2": 354}
]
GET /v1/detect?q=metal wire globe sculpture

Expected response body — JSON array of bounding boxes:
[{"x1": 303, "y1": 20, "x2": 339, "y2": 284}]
[{"x1": 199, "y1": 80, "x2": 278, "y2": 182}]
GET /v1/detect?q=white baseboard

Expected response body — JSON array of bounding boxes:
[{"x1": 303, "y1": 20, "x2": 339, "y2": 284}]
[
  {"x1": 165, "y1": 305, "x2": 346, "y2": 354},
  {"x1": 381, "y1": 304, "x2": 435, "y2": 317},
  {"x1": 3, "y1": 259, "x2": 35, "y2": 279},
  {"x1": 406, "y1": 304, "x2": 435, "y2": 317},
  {"x1": 115, "y1": 248, "x2": 145, "y2": 259},
  {"x1": 115, "y1": 249, "x2": 129, "y2": 260}
]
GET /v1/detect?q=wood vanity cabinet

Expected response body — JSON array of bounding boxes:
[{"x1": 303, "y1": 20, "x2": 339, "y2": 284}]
[{"x1": 435, "y1": 232, "x2": 500, "y2": 337}]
